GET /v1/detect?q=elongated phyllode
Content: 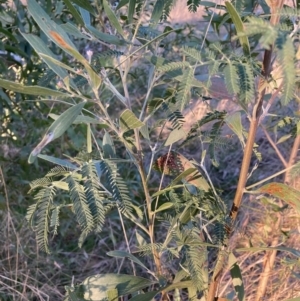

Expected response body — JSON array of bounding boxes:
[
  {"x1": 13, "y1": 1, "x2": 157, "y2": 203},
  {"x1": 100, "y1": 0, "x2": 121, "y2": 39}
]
[{"x1": 49, "y1": 31, "x2": 71, "y2": 49}]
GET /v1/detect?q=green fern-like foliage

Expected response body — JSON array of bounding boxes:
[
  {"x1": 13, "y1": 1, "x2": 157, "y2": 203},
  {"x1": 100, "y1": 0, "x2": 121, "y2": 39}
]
[
  {"x1": 176, "y1": 67, "x2": 194, "y2": 111},
  {"x1": 82, "y1": 162, "x2": 106, "y2": 231},
  {"x1": 236, "y1": 59, "x2": 255, "y2": 104},
  {"x1": 157, "y1": 61, "x2": 190, "y2": 73},
  {"x1": 50, "y1": 205, "x2": 61, "y2": 236},
  {"x1": 161, "y1": 102, "x2": 185, "y2": 130},
  {"x1": 187, "y1": 0, "x2": 201, "y2": 13},
  {"x1": 99, "y1": 159, "x2": 133, "y2": 213},
  {"x1": 183, "y1": 110, "x2": 227, "y2": 148},
  {"x1": 66, "y1": 174, "x2": 94, "y2": 235},
  {"x1": 275, "y1": 32, "x2": 295, "y2": 105},
  {"x1": 151, "y1": 0, "x2": 174, "y2": 23},
  {"x1": 224, "y1": 62, "x2": 240, "y2": 95},
  {"x1": 206, "y1": 120, "x2": 227, "y2": 167},
  {"x1": 138, "y1": 26, "x2": 162, "y2": 40},
  {"x1": 28, "y1": 186, "x2": 56, "y2": 253},
  {"x1": 185, "y1": 243, "x2": 207, "y2": 291}
]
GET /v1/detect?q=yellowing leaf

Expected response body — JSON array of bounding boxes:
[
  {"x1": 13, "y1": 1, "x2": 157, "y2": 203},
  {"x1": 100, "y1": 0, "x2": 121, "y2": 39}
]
[
  {"x1": 120, "y1": 109, "x2": 145, "y2": 132},
  {"x1": 257, "y1": 182, "x2": 300, "y2": 212}
]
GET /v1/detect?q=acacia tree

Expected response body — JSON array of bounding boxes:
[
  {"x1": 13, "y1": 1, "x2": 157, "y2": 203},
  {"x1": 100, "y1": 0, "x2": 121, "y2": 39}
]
[{"x1": 1, "y1": 0, "x2": 300, "y2": 300}]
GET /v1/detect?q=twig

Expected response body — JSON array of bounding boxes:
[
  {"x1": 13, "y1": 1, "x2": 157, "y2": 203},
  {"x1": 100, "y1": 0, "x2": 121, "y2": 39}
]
[
  {"x1": 117, "y1": 210, "x2": 137, "y2": 276},
  {"x1": 261, "y1": 125, "x2": 288, "y2": 167}
]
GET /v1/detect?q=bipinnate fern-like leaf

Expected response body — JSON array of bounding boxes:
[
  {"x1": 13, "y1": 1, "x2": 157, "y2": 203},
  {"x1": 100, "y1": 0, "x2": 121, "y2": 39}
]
[
  {"x1": 236, "y1": 60, "x2": 255, "y2": 103},
  {"x1": 207, "y1": 120, "x2": 225, "y2": 167},
  {"x1": 231, "y1": 0, "x2": 245, "y2": 13},
  {"x1": 182, "y1": 46, "x2": 203, "y2": 63},
  {"x1": 187, "y1": 0, "x2": 201, "y2": 13},
  {"x1": 157, "y1": 61, "x2": 190, "y2": 73},
  {"x1": 161, "y1": 102, "x2": 185, "y2": 130},
  {"x1": 82, "y1": 162, "x2": 105, "y2": 233},
  {"x1": 66, "y1": 174, "x2": 94, "y2": 234},
  {"x1": 176, "y1": 67, "x2": 194, "y2": 111},
  {"x1": 275, "y1": 32, "x2": 295, "y2": 105},
  {"x1": 26, "y1": 203, "x2": 39, "y2": 226},
  {"x1": 244, "y1": 17, "x2": 277, "y2": 49},
  {"x1": 213, "y1": 219, "x2": 230, "y2": 245},
  {"x1": 46, "y1": 165, "x2": 69, "y2": 177},
  {"x1": 186, "y1": 244, "x2": 207, "y2": 291},
  {"x1": 224, "y1": 63, "x2": 240, "y2": 95},
  {"x1": 136, "y1": 243, "x2": 164, "y2": 257},
  {"x1": 99, "y1": 160, "x2": 132, "y2": 213},
  {"x1": 33, "y1": 186, "x2": 56, "y2": 253},
  {"x1": 29, "y1": 177, "x2": 52, "y2": 191},
  {"x1": 184, "y1": 110, "x2": 227, "y2": 144},
  {"x1": 138, "y1": 26, "x2": 162, "y2": 40},
  {"x1": 151, "y1": 0, "x2": 174, "y2": 23},
  {"x1": 173, "y1": 227, "x2": 207, "y2": 291},
  {"x1": 50, "y1": 205, "x2": 60, "y2": 236}
]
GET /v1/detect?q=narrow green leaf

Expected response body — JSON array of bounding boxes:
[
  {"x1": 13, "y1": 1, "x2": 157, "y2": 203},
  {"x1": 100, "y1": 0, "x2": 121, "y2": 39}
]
[
  {"x1": 60, "y1": 22, "x2": 88, "y2": 39},
  {"x1": 39, "y1": 53, "x2": 80, "y2": 74},
  {"x1": 170, "y1": 168, "x2": 198, "y2": 186},
  {"x1": 62, "y1": 0, "x2": 84, "y2": 26},
  {"x1": 107, "y1": 250, "x2": 149, "y2": 271},
  {"x1": 120, "y1": 109, "x2": 145, "y2": 132},
  {"x1": 0, "y1": 26, "x2": 18, "y2": 43},
  {"x1": 103, "y1": 131, "x2": 116, "y2": 158},
  {"x1": 225, "y1": 111, "x2": 245, "y2": 146},
  {"x1": 28, "y1": 0, "x2": 77, "y2": 50},
  {"x1": 225, "y1": 1, "x2": 250, "y2": 56},
  {"x1": 37, "y1": 154, "x2": 77, "y2": 169},
  {"x1": 75, "y1": 274, "x2": 156, "y2": 300},
  {"x1": 276, "y1": 134, "x2": 291, "y2": 144},
  {"x1": 87, "y1": 123, "x2": 92, "y2": 153},
  {"x1": 128, "y1": 0, "x2": 136, "y2": 24},
  {"x1": 87, "y1": 25, "x2": 127, "y2": 46},
  {"x1": 257, "y1": 182, "x2": 300, "y2": 212},
  {"x1": 129, "y1": 291, "x2": 158, "y2": 301},
  {"x1": 48, "y1": 102, "x2": 86, "y2": 138},
  {"x1": 139, "y1": 124, "x2": 150, "y2": 140},
  {"x1": 52, "y1": 181, "x2": 69, "y2": 190},
  {"x1": 229, "y1": 253, "x2": 245, "y2": 301},
  {"x1": 165, "y1": 128, "x2": 186, "y2": 146},
  {"x1": 136, "y1": 231, "x2": 146, "y2": 246},
  {"x1": 49, "y1": 113, "x2": 109, "y2": 127},
  {"x1": 152, "y1": 185, "x2": 186, "y2": 197},
  {"x1": 21, "y1": 33, "x2": 77, "y2": 90},
  {"x1": 70, "y1": 0, "x2": 95, "y2": 15},
  {"x1": 29, "y1": 102, "x2": 85, "y2": 163},
  {"x1": 116, "y1": 0, "x2": 129, "y2": 10},
  {"x1": 79, "y1": 7, "x2": 91, "y2": 26},
  {"x1": 28, "y1": 0, "x2": 101, "y2": 90},
  {"x1": 151, "y1": 0, "x2": 164, "y2": 24},
  {"x1": 155, "y1": 202, "x2": 174, "y2": 213},
  {"x1": 103, "y1": 0, "x2": 125, "y2": 37},
  {"x1": 0, "y1": 78, "x2": 70, "y2": 97}
]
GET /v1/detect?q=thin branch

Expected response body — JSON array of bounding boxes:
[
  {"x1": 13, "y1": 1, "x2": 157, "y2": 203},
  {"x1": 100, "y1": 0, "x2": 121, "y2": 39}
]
[{"x1": 261, "y1": 125, "x2": 288, "y2": 167}]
